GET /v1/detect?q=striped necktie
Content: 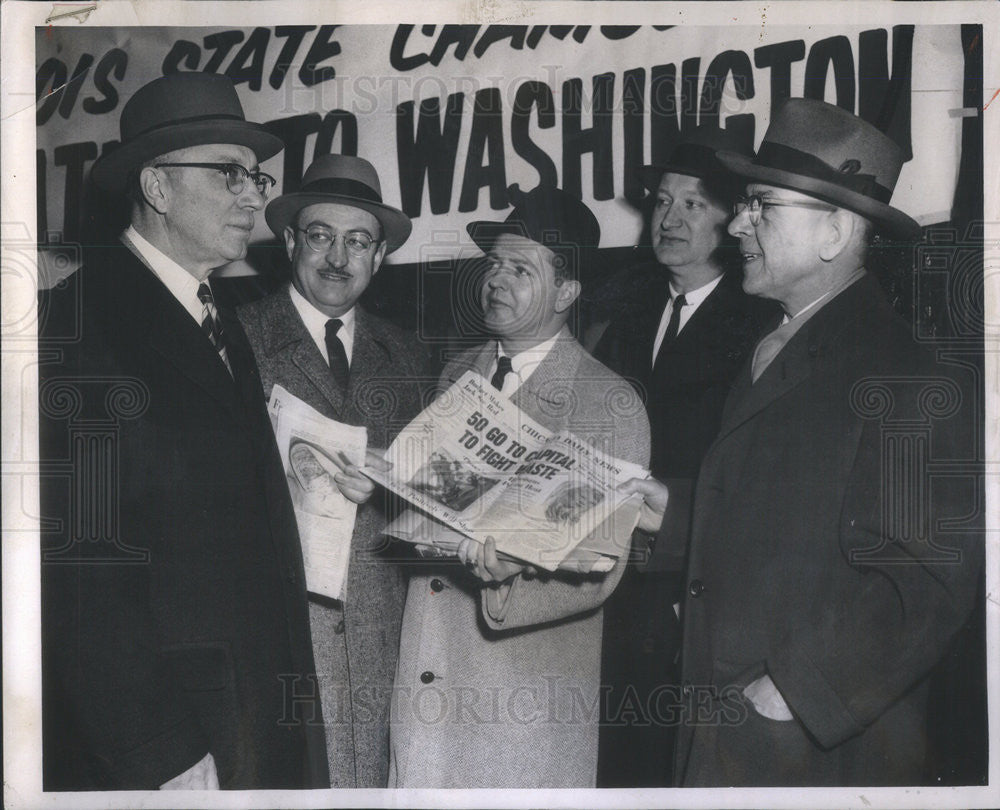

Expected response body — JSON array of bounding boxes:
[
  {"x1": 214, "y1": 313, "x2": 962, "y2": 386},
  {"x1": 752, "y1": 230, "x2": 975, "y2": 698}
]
[{"x1": 197, "y1": 283, "x2": 232, "y2": 375}]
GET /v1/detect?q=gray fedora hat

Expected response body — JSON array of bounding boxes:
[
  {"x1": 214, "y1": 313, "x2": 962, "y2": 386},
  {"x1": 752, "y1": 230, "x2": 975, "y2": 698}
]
[
  {"x1": 90, "y1": 73, "x2": 283, "y2": 194},
  {"x1": 265, "y1": 154, "x2": 412, "y2": 254},
  {"x1": 717, "y1": 98, "x2": 920, "y2": 238}
]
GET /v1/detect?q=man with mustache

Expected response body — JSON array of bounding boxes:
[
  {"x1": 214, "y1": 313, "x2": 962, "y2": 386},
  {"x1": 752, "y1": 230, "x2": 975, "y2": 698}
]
[
  {"x1": 237, "y1": 154, "x2": 430, "y2": 787},
  {"x1": 39, "y1": 73, "x2": 327, "y2": 789},
  {"x1": 622, "y1": 99, "x2": 982, "y2": 785}
]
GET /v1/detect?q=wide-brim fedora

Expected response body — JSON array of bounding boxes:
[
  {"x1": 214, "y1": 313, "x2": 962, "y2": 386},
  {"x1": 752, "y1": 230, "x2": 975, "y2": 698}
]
[
  {"x1": 466, "y1": 185, "x2": 601, "y2": 279},
  {"x1": 265, "y1": 154, "x2": 412, "y2": 254},
  {"x1": 639, "y1": 124, "x2": 753, "y2": 195},
  {"x1": 717, "y1": 98, "x2": 920, "y2": 239},
  {"x1": 90, "y1": 73, "x2": 283, "y2": 195}
]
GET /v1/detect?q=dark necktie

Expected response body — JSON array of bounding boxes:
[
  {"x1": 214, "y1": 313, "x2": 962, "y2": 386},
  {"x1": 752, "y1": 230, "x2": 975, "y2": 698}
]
[
  {"x1": 491, "y1": 355, "x2": 514, "y2": 391},
  {"x1": 325, "y1": 318, "x2": 350, "y2": 390},
  {"x1": 662, "y1": 293, "x2": 688, "y2": 345},
  {"x1": 197, "y1": 283, "x2": 232, "y2": 375}
]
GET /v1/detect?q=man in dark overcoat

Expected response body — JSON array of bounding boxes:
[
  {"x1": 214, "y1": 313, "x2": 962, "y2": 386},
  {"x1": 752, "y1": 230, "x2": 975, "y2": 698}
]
[
  {"x1": 39, "y1": 73, "x2": 328, "y2": 790},
  {"x1": 623, "y1": 98, "x2": 983, "y2": 786}
]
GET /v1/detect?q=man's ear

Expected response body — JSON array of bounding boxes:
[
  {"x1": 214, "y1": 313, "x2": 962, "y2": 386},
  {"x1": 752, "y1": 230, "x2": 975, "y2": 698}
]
[
  {"x1": 818, "y1": 208, "x2": 855, "y2": 263},
  {"x1": 283, "y1": 226, "x2": 297, "y2": 263},
  {"x1": 554, "y1": 278, "x2": 582, "y2": 313},
  {"x1": 139, "y1": 166, "x2": 168, "y2": 214},
  {"x1": 371, "y1": 240, "x2": 388, "y2": 276}
]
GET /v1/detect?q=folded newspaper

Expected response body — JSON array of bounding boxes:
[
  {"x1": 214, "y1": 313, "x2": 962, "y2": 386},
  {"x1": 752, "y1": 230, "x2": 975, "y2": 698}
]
[
  {"x1": 268, "y1": 384, "x2": 367, "y2": 601},
  {"x1": 364, "y1": 371, "x2": 648, "y2": 573}
]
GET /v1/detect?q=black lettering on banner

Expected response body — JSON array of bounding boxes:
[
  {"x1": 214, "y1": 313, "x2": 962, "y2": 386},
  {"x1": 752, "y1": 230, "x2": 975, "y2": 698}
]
[
  {"x1": 754, "y1": 39, "x2": 806, "y2": 111},
  {"x1": 225, "y1": 26, "x2": 271, "y2": 91},
  {"x1": 562, "y1": 73, "x2": 614, "y2": 201},
  {"x1": 315, "y1": 111, "x2": 359, "y2": 160},
  {"x1": 858, "y1": 26, "x2": 914, "y2": 156},
  {"x1": 37, "y1": 150, "x2": 47, "y2": 234},
  {"x1": 36, "y1": 57, "x2": 68, "y2": 126},
  {"x1": 264, "y1": 113, "x2": 322, "y2": 192},
  {"x1": 202, "y1": 30, "x2": 245, "y2": 74},
  {"x1": 299, "y1": 25, "x2": 341, "y2": 87},
  {"x1": 511, "y1": 81, "x2": 558, "y2": 190},
  {"x1": 83, "y1": 49, "x2": 128, "y2": 115},
  {"x1": 804, "y1": 35, "x2": 856, "y2": 111},
  {"x1": 54, "y1": 142, "x2": 98, "y2": 244},
  {"x1": 396, "y1": 94, "x2": 464, "y2": 217},
  {"x1": 700, "y1": 50, "x2": 755, "y2": 123},
  {"x1": 390, "y1": 25, "x2": 430, "y2": 71},
  {"x1": 649, "y1": 63, "x2": 680, "y2": 164},
  {"x1": 57, "y1": 54, "x2": 94, "y2": 121},
  {"x1": 459, "y1": 88, "x2": 508, "y2": 212},
  {"x1": 622, "y1": 68, "x2": 646, "y2": 203},
  {"x1": 472, "y1": 26, "x2": 527, "y2": 58},
  {"x1": 270, "y1": 26, "x2": 315, "y2": 89},
  {"x1": 162, "y1": 39, "x2": 201, "y2": 73}
]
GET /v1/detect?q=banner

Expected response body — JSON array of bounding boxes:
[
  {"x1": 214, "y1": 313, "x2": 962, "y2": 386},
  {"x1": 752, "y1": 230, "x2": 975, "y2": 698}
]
[{"x1": 35, "y1": 23, "x2": 966, "y2": 265}]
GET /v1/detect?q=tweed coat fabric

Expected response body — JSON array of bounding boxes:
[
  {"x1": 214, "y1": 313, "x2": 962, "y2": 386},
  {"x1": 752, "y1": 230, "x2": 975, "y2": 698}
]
[
  {"x1": 39, "y1": 245, "x2": 327, "y2": 790},
  {"x1": 661, "y1": 274, "x2": 983, "y2": 786},
  {"x1": 238, "y1": 286, "x2": 431, "y2": 787},
  {"x1": 593, "y1": 266, "x2": 774, "y2": 786},
  {"x1": 388, "y1": 328, "x2": 651, "y2": 788}
]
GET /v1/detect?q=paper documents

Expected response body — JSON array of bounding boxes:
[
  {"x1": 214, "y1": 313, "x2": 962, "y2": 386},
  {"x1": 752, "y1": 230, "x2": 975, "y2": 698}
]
[
  {"x1": 268, "y1": 384, "x2": 367, "y2": 600},
  {"x1": 366, "y1": 371, "x2": 647, "y2": 572}
]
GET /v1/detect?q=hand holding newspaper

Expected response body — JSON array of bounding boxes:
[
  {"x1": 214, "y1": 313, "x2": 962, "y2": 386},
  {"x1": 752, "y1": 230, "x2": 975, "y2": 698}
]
[
  {"x1": 268, "y1": 384, "x2": 367, "y2": 600},
  {"x1": 364, "y1": 371, "x2": 647, "y2": 573}
]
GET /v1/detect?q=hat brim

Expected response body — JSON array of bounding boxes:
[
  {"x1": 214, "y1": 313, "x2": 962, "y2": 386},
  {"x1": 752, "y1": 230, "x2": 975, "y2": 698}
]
[
  {"x1": 639, "y1": 163, "x2": 713, "y2": 193},
  {"x1": 90, "y1": 119, "x2": 284, "y2": 195},
  {"x1": 266, "y1": 192, "x2": 412, "y2": 254},
  {"x1": 717, "y1": 151, "x2": 921, "y2": 240},
  {"x1": 465, "y1": 220, "x2": 604, "y2": 282}
]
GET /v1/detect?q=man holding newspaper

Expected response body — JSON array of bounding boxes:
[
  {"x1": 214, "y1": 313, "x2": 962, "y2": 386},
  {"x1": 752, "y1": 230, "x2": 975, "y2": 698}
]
[{"x1": 340, "y1": 185, "x2": 650, "y2": 787}]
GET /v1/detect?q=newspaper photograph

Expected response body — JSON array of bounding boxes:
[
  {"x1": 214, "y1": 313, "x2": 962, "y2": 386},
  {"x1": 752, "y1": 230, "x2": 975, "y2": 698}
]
[
  {"x1": 269, "y1": 384, "x2": 367, "y2": 601},
  {"x1": 367, "y1": 371, "x2": 648, "y2": 570}
]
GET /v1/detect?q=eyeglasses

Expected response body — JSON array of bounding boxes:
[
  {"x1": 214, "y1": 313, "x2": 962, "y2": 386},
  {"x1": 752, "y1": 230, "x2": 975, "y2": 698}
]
[
  {"x1": 734, "y1": 194, "x2": 836, "y2": 226},
  {"x1": 294, "y1": 227, "x2": 379, "y2": 256},
  {"x1": 154, "y1": 163, "x2": 277, "y2": 198}
]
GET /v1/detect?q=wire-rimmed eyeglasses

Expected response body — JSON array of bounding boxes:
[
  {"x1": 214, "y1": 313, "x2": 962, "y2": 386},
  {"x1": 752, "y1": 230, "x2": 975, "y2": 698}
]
[
  {"x1": 154, "y1": 162, "x2": 277, "y2": 198},
  {"x1": 294, "y1": 227, "x2": 380, "y2": 257},
  {"x1": 733, "y1": 194, "x2": 836, "y2": 226}
]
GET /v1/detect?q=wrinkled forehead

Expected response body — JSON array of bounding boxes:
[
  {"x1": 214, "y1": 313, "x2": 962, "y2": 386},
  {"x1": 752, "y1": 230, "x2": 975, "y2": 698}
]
[
  {"x1": 295, "y1": 202, "x2": 381, "y2": 234},
  {"x1": 157, "y1": 142, "x2": 259, "y2": 167}
]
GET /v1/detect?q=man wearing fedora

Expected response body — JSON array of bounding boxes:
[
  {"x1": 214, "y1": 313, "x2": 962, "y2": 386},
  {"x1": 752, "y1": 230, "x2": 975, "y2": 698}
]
[
  {"x1": 236, "y1": 154, "x2": 430, "y2": 787},
  {"x1": 622, "y1": 98, "x2": 981, "y2": 785},
  {"x1": 374, "y1": 186, "x2": 650, "y2": 787},
  {"x1": 594, "y1": 125, "x2": 775, "y2": 787},
  {"x1": 39, "y1": 73, "x2": 327, "y2": 789}
]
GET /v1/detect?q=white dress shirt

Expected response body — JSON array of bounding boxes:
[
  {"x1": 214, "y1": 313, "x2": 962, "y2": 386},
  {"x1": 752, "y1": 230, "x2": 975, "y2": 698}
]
[
  {"x1": 651, "y1": 274, "x2": 724, "y2": 362},
  {"x1": 487, "y1": 333, "x2": 561, "y2": 397},
  {"x1": 289, "y1": 284, "x2": 356, "y2": 365},
  {"x1": 123, "y1": 225, "x2": 205, "y2": 325}
]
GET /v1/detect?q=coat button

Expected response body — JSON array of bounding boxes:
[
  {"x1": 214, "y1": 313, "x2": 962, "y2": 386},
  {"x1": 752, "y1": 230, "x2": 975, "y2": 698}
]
[
  {"x1": 688, "y1": 579, "x2": 705, "y2": 597},
  {"x1": 334, "y1": 620, "x2": 345, "y2": 634},
  {"x1": 420, "y1": 670, "x2": 435, "y2": 684},
  {"x1": 430, "y1": 578, "x2": 445, "y2": 593}
]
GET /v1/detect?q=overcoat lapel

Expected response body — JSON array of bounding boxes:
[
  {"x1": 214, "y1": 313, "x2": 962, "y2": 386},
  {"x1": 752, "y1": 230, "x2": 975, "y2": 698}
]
[{"x1": 343, "y1": 311, "x2": 392, "y2": 422}]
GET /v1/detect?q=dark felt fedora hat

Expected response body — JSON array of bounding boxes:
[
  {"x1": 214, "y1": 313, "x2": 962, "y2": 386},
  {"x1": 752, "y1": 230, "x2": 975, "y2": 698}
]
[
  {"x1": 90, "y1": 73, "x2": 283, "y2": 194},
  {"x1": 466, "y1": 185, "x2": 600, "y2": 279},
  {"x1": 265, "y1": 154, "x2": 412, "y2": 254},
  {"x1": 717, "y1": 98, "x2": 920, "y2": 238},
  {"x1": 639, "y1": 124, "x2": 754, "y2": 195}
]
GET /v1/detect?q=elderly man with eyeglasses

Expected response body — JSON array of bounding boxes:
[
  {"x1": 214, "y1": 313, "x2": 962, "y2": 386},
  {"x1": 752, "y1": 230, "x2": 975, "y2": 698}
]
[
  {"x1": 39, "y1": 73, "x2": 329, "y2": 790},
  {"x1": 621, "y1": 99, "x2": 982, "y2": 786},
  {"x1": 237, "y1": 153, "x2": 432, "y2": 787}
]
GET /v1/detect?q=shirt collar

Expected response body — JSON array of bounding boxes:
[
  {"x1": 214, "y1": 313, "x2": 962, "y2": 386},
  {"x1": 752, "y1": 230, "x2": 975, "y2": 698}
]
[
  {"x1": 123, "y1": 225, "x2": 204, "y2": 324},
  {"x1": 668, "y1": 273, "x2": 724, "y2": 308},
  {"x1": 288, "y1": 283, "x2": 356, "y2": 361},
  {"x1": 496, "y1": 331, "x2": 561, "y2": 387}
]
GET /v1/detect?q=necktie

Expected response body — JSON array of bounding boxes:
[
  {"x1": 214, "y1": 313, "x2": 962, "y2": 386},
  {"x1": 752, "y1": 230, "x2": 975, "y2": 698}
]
[
  {"x1": 491, "y1": 355, "x2": 514, "y2": 391},
  {"x1": 751, "y1": 321, "x2": 795, "y2": 383},
  {"x1": 197, "y1": 283, "x2": 232, "y2": 375},
  {"x1": 325, "y1": 319, "x2": 350, "y2": 390},
  {"x1": 662, "y1": 293, "x2": 687, "y2": 344}
]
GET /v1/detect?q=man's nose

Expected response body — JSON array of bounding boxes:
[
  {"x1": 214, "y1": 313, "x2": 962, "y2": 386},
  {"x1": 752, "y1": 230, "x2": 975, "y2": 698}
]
[
  {"x1": 728, "y1": 208, "x2": 751, "y2": 238},
  {"x1": 238, "y1": 181, "x2": 265, "y2": 211},
  {"x1": 326, "y1": 237, "x2": 349, "y2": 267},
  {"x1": 658, "y1": 202, "x2": 680, "y2": 229}
]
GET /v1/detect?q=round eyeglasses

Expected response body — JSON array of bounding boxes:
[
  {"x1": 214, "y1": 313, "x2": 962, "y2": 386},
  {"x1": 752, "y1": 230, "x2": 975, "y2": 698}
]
[
  {"x1": 734, "y1": 194, "x2": 836, "y2": 226},
  {"x1": 154, "y1": 162, "x2": 277, "y2": 199},
  {"x1": 294, "y1": 227, "x2": 379, "y2": 257}
]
